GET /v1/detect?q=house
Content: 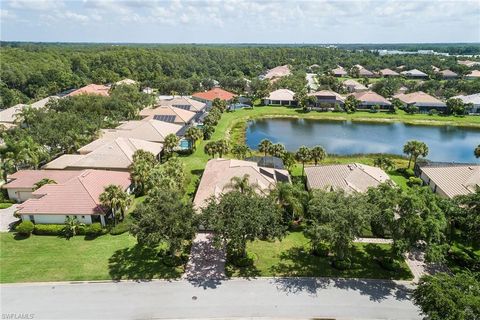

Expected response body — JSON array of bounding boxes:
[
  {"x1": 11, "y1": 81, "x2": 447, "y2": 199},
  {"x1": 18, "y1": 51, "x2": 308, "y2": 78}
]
[
  {"x1": 16, "y1": 169, "x2": 131, "y2": 226},
  {"x1": 305, "y1": 163, "x2": 391, "y2": 193},
  {"x1": 191, "y1": 88, "x2": 237, "y2": 107},
  {"x1": 393, "y1": 91, "x2": 446, "y2": 113},
  {"x1": 244, "y1": 156, "x2": 286, "y2": 170},
  {"x1": 417, "y1": 163, "x2": 480, "y2": 199},
  {"x1": 401, "y1": 69, "x2": 428, "y2": 78},
  {"x1": 115, "y1": 79, "x2": 137, "y2": 86},
  {"x1": 308, "y1": 90, "x2": 345, "y2": 108},
  {"x1": 332, "y1": 66, "x2": 348, "y2": 77},
  {"x1": 396, "y1": 86, "x2": 409, "y2": 95},
  {"x1": 343, "y1": 79, "x2": 368, "y2": 93},
  {"x1": 193, "y1": 159, "x2": 290, "y2": 209},
  {"x1": 102, "y1": 119, "x2": 184, "y2": 143},
  {"x1": 379, "y1": 68, "x2": 400, "y2": 77},
  {"x1": 2, "y1": 170, "x2": 82, "y2": 202},
  {"x1": 260, "y1": 65, "x2": 291, "y2": 81},
  {"x1": 452, "y1": 93, "x2": 480, "y2": 114},
  {"x1": 67, "y1": 84, "x2": 110, "y2": 97},
  {"x1": 44, "y1": 137, "x2": 163, "y2": 171},
  {"x1": 139, "y1": 105, "x2": 197, "y2": 125},
  {"x1": 354, "y1": 65, "x2": 375, "y2": 77},
  {"x1": 263, "y1": 89, "x2": 296, "y2": 106},
  {"x1": 439, "y1": 69, "x2": 458, "y2": 79},
  {"x1": 157, "y1": 96, "x2": 207, "y2": 113},
  {"x1": 465, "y1": 70, "x2": 480, "y2": 80},
  {"x1": 458, "y1": 60, "x2": 480, "y2": 67},
  {"x1": 0, "y1": 96, "x2": 58, "y2": 129},
  {"x1": 431, "y1": 65, "x2": 440, "y2": 72},
  {"x1": 350, "y1": 91, "x2": 391, "y2": 110}
]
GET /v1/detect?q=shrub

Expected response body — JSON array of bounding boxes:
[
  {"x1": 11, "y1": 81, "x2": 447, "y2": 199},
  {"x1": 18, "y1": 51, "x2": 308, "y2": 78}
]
[
  {"x1": 407, "y1": 177, "x2": 423, "y2": 187},
  {"x1": 86, "y1": 223, "x2": 103, "y2": 236},
  {"x1": 33, "y1": 224, "x2": 64, "y2": 235},
  {"x1": 376, "y1": 256, "x2": 401, "y2": 271},
  {"x1": 332, "y1": 258, "x2": 352, "y2": 270},
  {"x1": 311, "y1": 242, "x2": 330, "y2": 257},
  {"x1": 16, "y1": 221, "x2": 34, "y2": 236},
  {"x1": 428, "y1": 109, "x2": 439, "y2": 116},
  {"x1": 396, "y1": 168, "x2": 415, "y2": 177},
  {"x1": 110, "y1": 221, "x2": 130, "y2": 235}
]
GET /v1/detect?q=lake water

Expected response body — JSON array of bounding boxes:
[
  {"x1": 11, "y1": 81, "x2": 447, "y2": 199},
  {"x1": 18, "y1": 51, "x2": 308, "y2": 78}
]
[{"x1": 246, "y1": 118, "x2": 480, "y2": 163}]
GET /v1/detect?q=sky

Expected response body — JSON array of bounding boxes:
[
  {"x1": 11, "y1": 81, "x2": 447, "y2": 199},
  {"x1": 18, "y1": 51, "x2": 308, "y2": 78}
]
[{"x1": 1, "y1": 0, "x2": 479, "y2": 43}]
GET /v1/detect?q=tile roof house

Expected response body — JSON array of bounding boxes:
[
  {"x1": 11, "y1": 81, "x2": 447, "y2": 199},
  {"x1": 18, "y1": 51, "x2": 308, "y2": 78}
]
[
  {"x1": 418, "y1": 163, "x2": 480, "y2": 199},
  {"x1": 354, "y1": 64, "x2": 375, "y2": 77},
  {"x1": 139, "y1": 105, "x2": 197, "y2": 125},
  {"x1": 102, "y1": 119, "x2": 184, "y2": 143},
  {"x1": 115, "y1": 79, "x2": 137, "y2": 86},
  {"x1": 261, "y1": 65, "x2": 292, "y2": 81},
  {"x1": 379, "y1": 68, "x2": 400, "y2": 77},
  {"x1": 0, "y1": 96, "x2": 58, "y2": 129},
  {"x1": 16, "y1": 169, "x2": 131, "y2": 226},
  {"x1": 44, "y1": 137, "x2": 163, "y2": 171},
  {"x1": 439, "y1": 69, "x2": 458, "y2": 79},
  {"x1": 2, "y1": 170, "x2": 82, "y2": 202},
  {"x1": 350, "y1": 91, "x2": 391, "y2": 109},
  {"x1": 393, "y1": 91, "x2": 446, "y2": 113},
  {"x1": 305, "y1": 163, "x2": 391, "y2": 193},
  {"x1": 157, "y1": 96, "x2": 207, "y2": 113},
  {"x1": 343, "y1": 79, "x2": 368, "y2": 93},
  {"x1": 452, "y1": 93, "x2": 480, "y2": 114},
  {"x1": 308, "y1": 90, "x2": 345, "y2": 108},
  {"x1": 193, "y1": 159, "x2": 290, "y2": 210},
  {"x1": 67, "y1": 84, "x2": 111, "y2": 97},
  {"x1": 192, "y1": 88, "x2": 236, "y2": 105},
  {"x1": 332, "y1": 66, "x2": 348, "y2": 77},
  {"x1": 465, "y1": 70, "x2": 480, "y2": 80},
  {"x1": 458, "y1": 60, "x2": 480, "y2": 67},
  {"x1": 401, "y1": 69, "x2": 428, "y2": 78},
  {"x1": 263, "y1": 89, "x2": 297, "y2": 106}
]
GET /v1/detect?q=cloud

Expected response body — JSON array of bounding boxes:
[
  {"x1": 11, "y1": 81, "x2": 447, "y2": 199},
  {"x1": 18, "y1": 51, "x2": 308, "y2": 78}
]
[{"x1": 7, "y1": 0, "x2": 64, "y2": 11}]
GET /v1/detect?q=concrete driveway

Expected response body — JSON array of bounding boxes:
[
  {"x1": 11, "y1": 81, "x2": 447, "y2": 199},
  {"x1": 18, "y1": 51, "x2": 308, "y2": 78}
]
[{"x1": 0, "y1": 204, "x2": 19, "y2": 232}]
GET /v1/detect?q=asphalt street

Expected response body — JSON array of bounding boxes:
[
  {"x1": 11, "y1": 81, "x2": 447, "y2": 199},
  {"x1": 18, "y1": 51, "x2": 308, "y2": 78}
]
[{"x1": 1, "y1": 277, "x2": 421, "y2": 320}]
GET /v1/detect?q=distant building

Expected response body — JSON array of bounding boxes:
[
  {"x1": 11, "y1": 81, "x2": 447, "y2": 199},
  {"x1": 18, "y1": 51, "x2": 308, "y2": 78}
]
[
  {"x1": 379, "y1": 68, "x2": 400, "y2": 77},
  {"x1": 401, "y1": 69, "x2": 428, "y2": 79},
  {"x1": 393, "y1": 91, "x2": 446, "y2": 113},
  {"x1": 263, "y1": 89, "x2": 297, "y2": 106},
  {"x1": 350, "y1": 91, "x2": 391, "y2": 110},
  {"x1": 139, "y1": 105, "x2": 197, "y2": 125},
  {"x1": 305, "y1": 163, "x2": 391, "y2": 193},
  {"x1": 260, "y1": 65, "x2": 292, "y2": 81},
  {"x1": 452, "y1": 93, "x2": 480, "y2": 114},
  {"x1": 439, "y1": 69, "x2": 458, "y2": 79},
  {"x1": 465, "y1": 70, "x2": 480, "y2": 80},
  {"x1": 417, "y1": 163, "x2": 480, "y2": 199},
  {"x1": 67, "y1": 84, "x2": 110, "y2": 97},
  {"x1": 458, "y1": 60, "x2": 480, "y2": 67},
  {"x1": 353, "y1": 64, "x2": 375, "y2": 77},
  {"x1": 0, "y1": 96, "x2": 59, "y2": 129},
  {"x1": 191, "y1": 88, "x2": 236, "y2": 107},
  {"x1": 157, "y1": 96, "x2": 207, "y2": 113},
  {"x1": 308, "y1": 90, "x2": 345, "y2": 109},
  {"x1": 343, "y1": 79, "x2": 368, "y2": 93},
  {"x1": 332, "y1": 66, "x2": 348, "y2": 77}
]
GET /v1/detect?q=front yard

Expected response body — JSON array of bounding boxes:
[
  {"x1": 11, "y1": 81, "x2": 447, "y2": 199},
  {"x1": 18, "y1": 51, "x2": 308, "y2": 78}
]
[
  {"x1": 0, "y1": 233, "x2": 186, "y2": 283},
  {"x1": 226, "y1": 231, "x2": 413, "y2": 280}
]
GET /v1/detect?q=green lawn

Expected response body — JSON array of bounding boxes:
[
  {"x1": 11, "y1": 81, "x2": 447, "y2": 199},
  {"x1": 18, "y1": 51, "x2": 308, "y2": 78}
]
[
  {"x1": 0, "y1": 202, "x2": 14, "y2": 209},
  {"x1": 226, "y1": 231, "x2": 413, "y2": 280},
  {"x1": 0, "y1": 233, "x2": 186, "y2": 283}
]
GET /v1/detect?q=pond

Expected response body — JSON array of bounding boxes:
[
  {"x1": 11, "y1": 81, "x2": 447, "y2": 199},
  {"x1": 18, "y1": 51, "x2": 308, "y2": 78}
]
[{"x1": 246, "y1": 118, "x2": 480, "y2": 163}]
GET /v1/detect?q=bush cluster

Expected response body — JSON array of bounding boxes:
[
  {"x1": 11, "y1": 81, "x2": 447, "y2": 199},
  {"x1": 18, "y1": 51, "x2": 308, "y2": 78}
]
[{"x1": 15, "y1": 221, "x2": 34, "y2": 236}]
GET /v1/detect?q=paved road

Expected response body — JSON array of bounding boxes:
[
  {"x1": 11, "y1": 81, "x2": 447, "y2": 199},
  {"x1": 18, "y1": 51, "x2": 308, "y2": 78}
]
[
  {"x1": 1, "y1": 278, "x2": 420, "y2": 319},
  {"x1": 0, "y1": 204, "x2": 19, "y2": 232}
]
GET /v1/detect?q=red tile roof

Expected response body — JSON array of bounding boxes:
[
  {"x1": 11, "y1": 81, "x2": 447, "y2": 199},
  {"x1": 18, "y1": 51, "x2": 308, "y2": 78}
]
[
  {"x1": 67, "y1": 84, "x2": 110, "y2": 97},
  {"x1": 3, "y1": 170, "x2": 81, "y2": 189},
  {"x1": 17, "y1": 170, "x2": 131, "y2": 215},
  {"x1": 192, "y1": 88, "x2": 236, "y2": 102}
]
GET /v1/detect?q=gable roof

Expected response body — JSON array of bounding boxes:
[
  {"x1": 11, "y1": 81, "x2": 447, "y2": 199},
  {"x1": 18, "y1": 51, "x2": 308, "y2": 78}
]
[
  {"x1": 0, "y1": 96, "x2": 58, "y2": 124},
  {"x1": 343, "y1": 79, "x2": 368, "y2": 90},
  {"x1": 67, "y1": 84, "x2": 110, "y2": 97},
  {"x1": 440, "y1": 69, "x2": 458, "y2": 77},
  {"x1": 3, "y1": 170, "x2": 82, "y2": 189},
  {"x1": 305, "y1": 163, "x2": 391, "y2": 193},
  {"x1": 193, "y1": 159, "x2": 290, "y2": 209},
  {"x1": 393, "y1": 91, "x2": 446, "y2": 107},
  {"x1": 332, "y1": 66, "x2": 347, "y2": 76},
  {"x1": 355, "y1": 65, "x2": 375, "y2": 77},
  {"x1": 351, "y1": 91, "x2": 391, "y2": 105},
  {"x1": 139, "y1": 105, "x2": 196, "y2": 124},
  {"x1": 44, "y1": 138, "x2": 162, "y2": 170},
  {"x1": 466, "y1": 70, "x2": 480, "y2": 78},
  {"x1": 157, "y1": 96, "x2": 207, "y2": 112},
  {"x1": 266, "y1": 89, "x2": 295, "y2": 101},
  {"x1": 452, "y1": 93, "x2": 480, "y2": 105},
  {"x1": 308, "y1": 90, "x2": 345, "y2": 102},
  {"x1": 263, "y1": 65, "x2": 292, "y2": 79},
  {"x1": 419, "y1": 164, "x2": 480, "y2": 198},
  {"x1": 401, "y1": 69, "x2": 428, "y2": 77},
  {"x1": 379, "y1": 68, "x2": 399, "y2": 76},
  {"x1": 192, "y1": 88, "x2": 236, "y2": 102},
  {"x1": 17, "y1": 170, "x2": 131, "y2": 215},
  {"x1": 105, "y1": 119, "x2": 183, "y2": 142}
]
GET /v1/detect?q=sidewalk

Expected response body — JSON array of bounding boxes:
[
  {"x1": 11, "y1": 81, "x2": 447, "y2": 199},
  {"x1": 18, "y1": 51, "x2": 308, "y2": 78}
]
[{"x1": 184, "y1": 232, "x2": 226, "y2": 281}]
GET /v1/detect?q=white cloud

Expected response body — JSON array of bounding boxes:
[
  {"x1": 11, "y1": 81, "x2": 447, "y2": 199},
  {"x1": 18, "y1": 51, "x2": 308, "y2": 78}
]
[{"x1": 7, "y1": 0, "x2": 64, "y2": 11}]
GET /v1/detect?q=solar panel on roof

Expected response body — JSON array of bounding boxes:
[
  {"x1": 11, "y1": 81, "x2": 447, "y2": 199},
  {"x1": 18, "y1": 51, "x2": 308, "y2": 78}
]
[
  {"x1": 173, "y1": 105, "x2": 191, "y2": 110},
  {"x1": 153, "y1": 115, "x2": 176, "y2": 123}
]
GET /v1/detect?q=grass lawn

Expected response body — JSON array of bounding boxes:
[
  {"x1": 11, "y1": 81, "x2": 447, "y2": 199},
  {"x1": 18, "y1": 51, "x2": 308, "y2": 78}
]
[
  {"x1": 226, "y1": 231, "x2": 413, "y2": 280},
  {"x1": 0, "y1": 233, "x2": 186, "y2": 283},
  {"x1": 0, "y1": 202, "x2": 14, "y2": 209}
]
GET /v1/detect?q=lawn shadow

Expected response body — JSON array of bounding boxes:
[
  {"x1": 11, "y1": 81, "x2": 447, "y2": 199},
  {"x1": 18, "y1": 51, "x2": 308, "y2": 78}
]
[{"x1": 108, "y1": 244, "x2": 183, "y2": 281}]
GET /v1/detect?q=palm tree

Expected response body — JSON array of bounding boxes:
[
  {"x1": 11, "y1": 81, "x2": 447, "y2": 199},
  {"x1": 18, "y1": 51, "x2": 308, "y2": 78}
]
[
  {"x1": 99, "y1": 185, "x2": 132, "y2": 224},
  {"x1": 231, "y1": 144, "x2": 250, "y2": 159},
  {"x1": 163, "y1": 133, "x2": 180, "y2": 158},
  {"x1": 216, "y1": 140, "x2": 229, "y2": 158},
  {"x1": 310, "y1": 146, "x2": 327, "y2": 165},
  {"x1": 33, "y1": 178, "x2": 57, "y2": 191},
  {"x1": 269, "y1": 143, "x2": 286, "y2": 158},
  {"x1": 202, "y1": 124, "x2": 215, "y2": 140},
  {"x1": 258, "y1": 139, "x2": 273, "y2": 157},
  {"x1": 184, "y1": 126, "x2": 203, "y2": 150},
  {"x1": 295, "y1": 146, "x2": 311, "y2": 177},
  {"x1": 403, "y1": 140, "x2": 429, "y2": 169},
  {"x1": 129, "y1": 150, "x2": 157, "y2": 195},
  {"x1": 373, "y1": 155, "x2": 395, "y2": 171},
  {"x1": 204, "y1": 141, "x2": 217, "y2": 158},
  {"x1": 224, "y1": 174, "x2": 259, "y2": 194},
  {"x1": 271, "y1": 183, "x2": 305, "y2": 221},
  {"x1": 475, "y1": 145, "x2": 480, "y2": 158},
  {"x1": 63, "y1": 216, "x2": 85, "y2": 239}
]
